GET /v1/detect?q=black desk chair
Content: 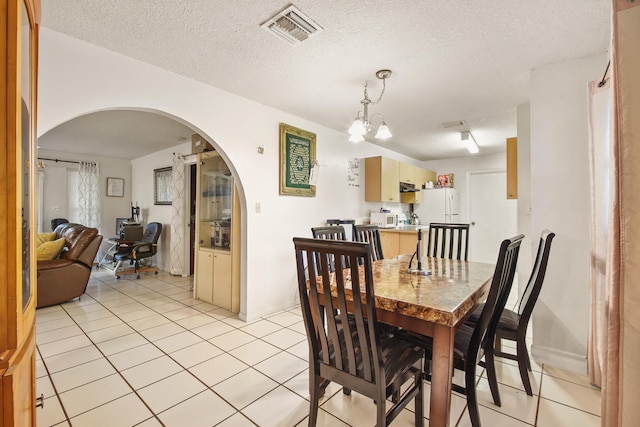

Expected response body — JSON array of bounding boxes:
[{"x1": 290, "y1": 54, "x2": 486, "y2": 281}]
[
  {"x1": 353, "y1": 224, "x2": 384, "y2": 261},
  {"x1": 293, "y1": 237, "x2": 424, "y2": 427},
  {"x1": 466, "y1": 230, "x2": 555, "y2": 396},
  {"x1": 114, "y1": 222, "x2": 162, "y2": 279},
  {"x1": 399, "y1": 234, "x2": 524, "y2": 427}
]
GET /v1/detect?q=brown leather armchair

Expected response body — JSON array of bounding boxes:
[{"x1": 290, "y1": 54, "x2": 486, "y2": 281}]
[{"x1": 37, "y1": 223, "x2": 103, "y2": 308}]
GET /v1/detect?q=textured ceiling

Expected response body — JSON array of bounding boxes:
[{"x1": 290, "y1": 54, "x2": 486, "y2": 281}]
[{"x1": 39, "y1": 0, "x2": 611, "y2": 161}]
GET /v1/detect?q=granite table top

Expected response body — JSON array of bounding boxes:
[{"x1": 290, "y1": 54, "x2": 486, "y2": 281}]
[{"x1": 320, "y1": 254, "x2": 495, "y2": 327}]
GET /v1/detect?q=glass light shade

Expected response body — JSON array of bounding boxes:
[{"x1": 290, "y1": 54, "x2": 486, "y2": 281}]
[
  {"x1": 375, "y1": 123, "x2": 392, "y2": 139},
  {"x1": 348, "y1": 117, "x2": 367, "y2": 136},
  {"x1": 349, "y1": 133, "x2": 365, "y2": 143},
  {"x1": 461, "y1": 131, "x2": 479, "y2": 154}
]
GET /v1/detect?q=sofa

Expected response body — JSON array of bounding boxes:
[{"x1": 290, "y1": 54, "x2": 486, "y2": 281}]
[{"x1": 36, "y1": 223, "x2": 103, "y2": 308}]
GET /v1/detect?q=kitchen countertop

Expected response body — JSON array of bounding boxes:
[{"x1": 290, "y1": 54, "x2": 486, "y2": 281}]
[{"x1": 380, "y1": 225, "x2": 428, "y2": 233}]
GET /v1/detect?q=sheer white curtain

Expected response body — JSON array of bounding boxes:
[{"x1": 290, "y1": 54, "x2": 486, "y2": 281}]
[
  {"x1": 587, "y1": 77, "x2": 610, "y2": 388},
  {"x1": 170, "y1": 153, "x2": 185, "y2": 276},
  {"x1": 78, "y1": 161, "x2": 100, "y2": 228}
]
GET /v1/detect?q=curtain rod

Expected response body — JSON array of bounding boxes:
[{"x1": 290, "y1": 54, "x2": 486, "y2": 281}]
[{"x1": 37, "y1": 157, "x2": 96, "y2": 166}]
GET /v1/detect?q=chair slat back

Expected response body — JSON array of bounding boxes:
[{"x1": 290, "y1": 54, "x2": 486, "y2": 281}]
[
  {"x1": 471, "y1": 234, "x2": 524, "y2": 358},
  {"x1": 311, "y1": 226, "x2": 347, "y2": 241},
  {"x1": 352, "y1": 225, "x2": 384, "y2": 261},
  {"x1": 517, "y1": 230, "x2": 555, "y2": 319},
  {"x1": 426, "y1": 223, "x2": 470, "y2": 261},
  {"x1": 294, "y1": 237, "x2": 383, "y2": 386}
]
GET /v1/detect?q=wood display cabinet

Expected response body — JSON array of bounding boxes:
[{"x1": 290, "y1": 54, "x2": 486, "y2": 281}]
[
  {"x1": 1, "y1": 1, "x2": 40, "y2": 425},
  {"x1": 194, "y1": 152, "x2": 240, "y2": 313}
]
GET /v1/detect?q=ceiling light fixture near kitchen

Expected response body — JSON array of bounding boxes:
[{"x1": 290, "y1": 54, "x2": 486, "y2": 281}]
[
  {"x1": 348, "y1": 69, "x2": 393, "y2": 143},
  {"x1": 461, "y1": 131, "x2": 480, "y2": 154}
]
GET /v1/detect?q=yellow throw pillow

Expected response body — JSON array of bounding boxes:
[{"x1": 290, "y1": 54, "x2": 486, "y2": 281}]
[
  {"x1": 36, "y1": 232, "x2": 57, "y2": 247},
  {"x1": 37, "y1": 237, "x2": 66, "y2": 261}
]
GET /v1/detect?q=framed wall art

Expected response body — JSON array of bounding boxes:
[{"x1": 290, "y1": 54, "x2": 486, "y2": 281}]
[
  {"x1": 154, "y1": 167, "x2": 173, "y2": 205},
  {"x1": 279, "y1": 123, "x2": 316, "y2": 196},
  {"x1": 106, "y1": 177, "x2": 125, "y2": 197}
]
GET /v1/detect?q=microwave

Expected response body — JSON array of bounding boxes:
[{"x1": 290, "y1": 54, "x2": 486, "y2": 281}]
[{"x1": 370, "y1": 212, "x2": 398, "y2": 228}]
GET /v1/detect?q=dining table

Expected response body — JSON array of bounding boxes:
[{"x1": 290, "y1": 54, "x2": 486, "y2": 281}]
[{"x1": 325, "y1": 254, "x2": 496, "y2": 427}]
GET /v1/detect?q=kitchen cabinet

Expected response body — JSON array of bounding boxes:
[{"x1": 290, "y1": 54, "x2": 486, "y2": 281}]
[
  {"x1": 379, "y1": 228, "x2": 426, "y2": 258},
  {"x1": 195, "y1": 249, "x2": 232, "y2": 309},
  {"x1": 365, "y1": 156, "x2": 400, "y2": 202},
  {"x1": 417, "y1": 168, "x2": 437, "y2": 187},
  {"x1": 506, "y1": 137, "x2": 518, "y2": 199},
  {"x1": 194, "y1": 151, "x2": 240, "y2": 312},
  {"x1": 399, "y1": 163, "x2": 418, "y2": 184}
]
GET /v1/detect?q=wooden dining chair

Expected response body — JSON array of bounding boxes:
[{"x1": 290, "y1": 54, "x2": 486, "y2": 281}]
[
  {"x1": 352, "y1": 224, "x2": 385, "y2": 261},
  {"x1": 398, "y1": 234, "x2": 524, "y2": 427},
  {"x1": 426, "y1": 223, "x2": 470, "y2": 261},
  {"x1": 466, "y1": 230, "x2": 555, "y2": 396},
  {"x1": 311, "y1": 225, "x2": 347, "y2": 241},
  {"x1": 293, "y1": 237, "x2": 424, "y2": 427}
]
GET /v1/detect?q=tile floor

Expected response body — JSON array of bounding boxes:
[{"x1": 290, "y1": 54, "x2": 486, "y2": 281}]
[{"x1": 35, "y1": 269, "x2": 601, "y2": 426}]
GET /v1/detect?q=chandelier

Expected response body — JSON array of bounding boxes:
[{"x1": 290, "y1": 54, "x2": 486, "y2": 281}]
[{"x1": 348, "y1": 69, "x2": 393, "y2": 143}]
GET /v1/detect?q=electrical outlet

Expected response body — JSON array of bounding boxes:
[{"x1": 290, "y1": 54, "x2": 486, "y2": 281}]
[
  {"x1": 255, "y1": 202, "x2": 261, "y2": 213},
  {"x1": 52, "y1": 205, "x2": 61, "y2": 212}
]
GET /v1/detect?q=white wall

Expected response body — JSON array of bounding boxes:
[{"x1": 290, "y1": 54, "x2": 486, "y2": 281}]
[
  {"x1": 516, "y1": 104, "x2": 533, "y2": 295},
  {"x1": 419, "y1": 152, "x2": 507, "y2": 224},
  {"x1": 37, "y1": 149, "x2": 132, "y2": 237},
  {"x1": 38, "y1": 29, "x2": 421, "y2": 321},
  {"x1": 529, "y1": 53, "x2": 606, "y2": 373}
]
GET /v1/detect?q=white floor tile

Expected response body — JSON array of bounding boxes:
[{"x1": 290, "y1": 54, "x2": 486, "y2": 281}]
[
  {"x1": 228, "y1": 339, "x2": 281, "y2": 366},
  {"x1": 210, "y1": 329, "x2": 256, "y2": 352},
  {"x1": 76, "y1": 315, "x2": 125, "y2": 333},
  {"x1": 153, "y1": 330, "x2": 203, "y2": 353},
  {"x1": 191, "y1": 320, "x2": 235, "y2": 340},
  {"x1": 261, "y1": 328, "x2": 307, "y2": 350},
  {"x1": 85, "y1": 323, "x2": 135, "y2": 343},
  {"x1": 169, "y1": 341, "x2": 223, "y2": 368},
  {"x1": 266, "y1": 311, "x2": 303, "y2": 327},
  {"x1": 107, "y1": 342, "x2": 164, "y2": 371},
  {"x1": 95, "y1": 332, "x2": 148, "y2": 356},
  {"x1": 58, "y1": 374, "x2": 132, "y2": 417},
  {"x1": 536, "y1": 397, "x2": 601, "y2": 427},
  {"x1": 126, "y1": 314, "x2": 172, "y2": 332},
  {"x1": 294, "y1": 409, "x2": 351, "y2": 427},
  {"x1": 475, "y1": 378, "x2": 537, "y2": 424},
  {"x1": 255, "y1": 351, "x2": 308, "y2": 384},
  {"x1": 157, "y1": 390, "x2": 236, "y2": 427},
  {"x1": 36, "y1": 325, "x2": 84, "y2": 345},
  {"x1": 38, "y1": 335, "x2": 94, "y2": 358},
  {"x1": 240, "y1": 319, "x2": 283, "y2": 338},
  {"x1": 216, "y1": 412, "x2": 257, "y2": 427},
  {"x1": 40, "y1": 345, "x2": 104, "y2": 374},
  {"x1": 50, "y1": 358, "x2": 116, "y2": 393},
  {"x1": 69, "y1": 393, "x2": 153, "y2": 427},
  {"x1": 137, "y1": 371, "x2": 206, "y2": 413},
  {"x1": 540, "y1": 375, "x2": 601, "y2": 416},
  {"x1": 173, "y1": 313, "x2": 217, "y2": 329},
  {"x1": 212, "y1": 368, "x2": 278, "y2": 409},
  {"x1": 36, "y1": 395, "x2": 67, "y2": 426},
  {"x1": 138, "y1": 322, "x2": 185, "y2": 341},
  {"x1": 121, "y1": 355, "x2": 184, "y2": 390},
  {"x1": 190, "y1": 353, "x2": 249, "y2": 387},
  {"x1": 242, "y1": 386, "x2": 310, "y2": 427}
]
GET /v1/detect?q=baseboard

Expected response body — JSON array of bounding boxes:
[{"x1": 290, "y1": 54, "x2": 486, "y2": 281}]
[{"x1": 531, "y1": 344, "x2": 588, "y2": 375}]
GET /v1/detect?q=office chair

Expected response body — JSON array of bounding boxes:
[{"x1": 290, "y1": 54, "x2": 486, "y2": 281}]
[{"x1": 114, "y1": 222, "x2": 162, "y2": 279}]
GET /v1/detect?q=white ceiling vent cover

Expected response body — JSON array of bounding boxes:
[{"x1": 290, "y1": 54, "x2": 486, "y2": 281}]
[{"x1": 261, "y1": 4, "x2": 323, "y2": 45}]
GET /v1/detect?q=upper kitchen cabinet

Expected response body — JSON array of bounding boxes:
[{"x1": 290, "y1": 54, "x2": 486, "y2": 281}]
[
  {"x1": 399, "y1": 163, "x2": 418, "y2": 184},
  {"x1": 365, "y1": 156, "x2": 400, "y2": 202},
  {"x1": 417, "y1": 168, "x2": 437, "y2": 187}
]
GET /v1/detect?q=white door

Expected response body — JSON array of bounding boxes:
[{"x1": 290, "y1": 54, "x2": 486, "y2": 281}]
[{"x1": 467, "y1": 170, "x2": 517, "y2": 263}]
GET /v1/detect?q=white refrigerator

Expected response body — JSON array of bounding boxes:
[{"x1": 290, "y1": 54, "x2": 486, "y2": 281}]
[{"x1": 415, "y1": 188, "x2": 460, "y2": 225}]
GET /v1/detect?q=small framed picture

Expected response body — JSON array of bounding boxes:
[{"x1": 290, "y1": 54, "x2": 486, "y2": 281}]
[
  {"x1": 154, "y1": 167, "x2": 173, "y2": 205},
  {"x1": 437, "y1": 173, "x2": 454, "y2": 188},
  {"x1": 106, "y1": 177, "x2": 125, "y2": 197}
]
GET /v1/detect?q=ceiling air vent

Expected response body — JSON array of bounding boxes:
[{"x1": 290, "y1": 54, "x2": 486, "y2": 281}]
[{"x1": 261, "y1": 4, "x2": 323, "y2": 45}]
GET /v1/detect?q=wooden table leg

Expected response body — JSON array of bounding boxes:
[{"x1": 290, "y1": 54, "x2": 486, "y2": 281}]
[{"x1": 429, "y1": 324, "x2": 455, "y2": 427}]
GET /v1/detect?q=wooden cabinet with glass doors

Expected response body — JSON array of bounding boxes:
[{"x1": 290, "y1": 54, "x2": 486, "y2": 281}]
[
  {"x1": 1, "y1": 0, "x2": 40, "y2": 425},
  {"x1": 194, "y1": 151, "x2": 240, "y2": 313}
]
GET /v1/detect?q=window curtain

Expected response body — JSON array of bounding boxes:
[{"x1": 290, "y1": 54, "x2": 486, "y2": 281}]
[
  {"x1": 170, "y1": 153, "x2": 185, "y2": 276},
  {"x1": 78, "y1": 161, "x2": 100, "y2": 229},
  {"x1": 587, "y1": 78, "x2": 610, "y2": 389},
  {"x1": 602, "y1": 1, "x2": 640, "y2": 426}
]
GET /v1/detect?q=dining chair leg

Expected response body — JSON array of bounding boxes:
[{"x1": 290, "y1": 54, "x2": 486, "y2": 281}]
[
  {"x1": 517, "y1": 339, "x2": 534, "y2": 396},
  {"x1": 376, "y1": 392, "x2": 386, "y2": 427},
  {"x1": 483, "y1": 347, "x2": 502, "y2": 407},
  {"x1": 465, "y1": 365, "x2": 481, "y2": 427},
  {"x1": 308, "y1": 375, "x2": 321, "y2": 427},
  {"x1": 415, "y1": 370, "x2": 424, "y2": 427}
]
